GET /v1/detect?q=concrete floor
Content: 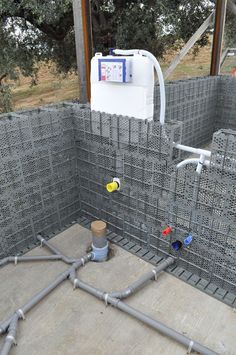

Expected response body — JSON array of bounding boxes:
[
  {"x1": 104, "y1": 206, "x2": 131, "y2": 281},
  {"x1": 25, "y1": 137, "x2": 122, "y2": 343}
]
[{"x1": 0, "y1": 224, "x2": 235, "y2": 355}]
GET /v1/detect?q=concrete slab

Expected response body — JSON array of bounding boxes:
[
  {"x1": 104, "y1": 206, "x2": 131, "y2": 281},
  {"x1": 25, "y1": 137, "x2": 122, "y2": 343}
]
[{"x1": 0, "y1": 224, "x2": 235, "y2": 355}]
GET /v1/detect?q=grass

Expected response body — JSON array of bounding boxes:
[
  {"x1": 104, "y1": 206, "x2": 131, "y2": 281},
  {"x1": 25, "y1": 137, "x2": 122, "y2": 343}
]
[
  {"x1": 11, "y1": 41, "x2": 235, "y2": 111},
  {"x1": 12, "y1": 65, "x2": 80, "y2": 110}
]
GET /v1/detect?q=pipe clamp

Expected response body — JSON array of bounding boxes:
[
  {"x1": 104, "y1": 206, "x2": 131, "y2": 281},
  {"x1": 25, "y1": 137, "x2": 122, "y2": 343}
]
[
  {"x1": 104, "y1": 293, "x2": 109, "y2": 306},
  {"x1": 6, "y1": 335, "x2": 16, "y2": 345},
  {"x1": 14, "y1": 256, "x2": 18, "y2": 265},
  {"x1": 40, "y1": 238, "x2": 45, "y2": 247},
  {"x1": 17, "y1": 309, "x2": 25, "y2": 320},
  {"x1": 152, "y1": 269, "x2": 158, "y2": 281},
  {"x1": 187, "y1": 340, "x2": 194, "y2": 353},
  {"x1": 81, "y1": 257, "x2": 85, "y2": 266},
  {"x1": 73, "y1": 279, "x2": 78, "y2": 290}
]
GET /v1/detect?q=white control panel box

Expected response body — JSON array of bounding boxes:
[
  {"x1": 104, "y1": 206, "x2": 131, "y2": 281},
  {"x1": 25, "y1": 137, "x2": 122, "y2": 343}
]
[
  {"x1": 91, "y1": 53, "x2": 154, "y2": 120},
  {"x1": 98, "y1": 58, "x2": 132, "y2": 83}
]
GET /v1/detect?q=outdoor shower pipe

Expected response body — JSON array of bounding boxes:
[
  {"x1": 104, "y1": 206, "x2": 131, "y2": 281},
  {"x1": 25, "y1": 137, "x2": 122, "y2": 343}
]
[
  {"x1": 109, "y1": 257, "x2": 174, "y2": 299},
  {"x1": 113, "y1": 49, "x2": 166, "y2": 125},
  {"x1": 177, "y1": 158, "x2": 210, "y2": 170},
  {"x1": 173, "y1": 143, "x2": 211, "y2": 157},
  {"x1": 174, "y1": 143, "x2": 211, "y2": 174},
  {"x1": 72, "y1": 277, "x2": 218, "y2": 355}
]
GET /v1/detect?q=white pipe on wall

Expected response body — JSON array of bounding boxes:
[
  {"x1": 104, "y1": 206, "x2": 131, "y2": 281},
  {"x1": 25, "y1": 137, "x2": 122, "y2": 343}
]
[
  {"x1": 173, "y1": 143, "x2": 211, "y2": 157},
  {"x1": 177, "y1": 158, "x2": 210, "y2": 171}
]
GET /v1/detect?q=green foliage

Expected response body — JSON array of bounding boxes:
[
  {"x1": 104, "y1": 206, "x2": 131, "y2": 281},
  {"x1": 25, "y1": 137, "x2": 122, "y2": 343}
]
[
  {"x1": 225, "y1": 12, "x2": 236, "y2": 47},
  {"x1": 0, "y1": 83, "x2": 12, "y2": 113}
]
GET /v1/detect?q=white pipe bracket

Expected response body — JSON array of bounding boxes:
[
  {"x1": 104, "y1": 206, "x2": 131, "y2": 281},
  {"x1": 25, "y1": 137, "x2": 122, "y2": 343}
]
[
  {"x1": 6, "y1": 334, "x2": 17, "y2": 345},
  {"x1": 73, "y1": 278, "x2": 78, "y2": 290},
  {"x1": 187, "y1": 340, "x2": 194, "y2": 353},
  {"x1": 152, "y1": 269, "x2": 158, "y2": 281},
  {"x1": 17, "y1": 309, "x2": 25, "y2": 320},
  {"x1": 81, "y1": 257, "x2": 85, "y2": 266},
  {"x1": 40, "y1": 238, "x2": 45, "y2": 248},
  {"x1": 104, "y1": 293, "x2": 109, "y2": 307},
  {"x1": 14, "y1": 257, "x2": 17, "y2": 266}
]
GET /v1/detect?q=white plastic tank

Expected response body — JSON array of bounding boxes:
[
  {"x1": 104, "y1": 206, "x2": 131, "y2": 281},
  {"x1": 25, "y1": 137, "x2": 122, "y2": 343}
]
[{"x1": 90, "y1": 52, "x2": 154, "y2": 120}]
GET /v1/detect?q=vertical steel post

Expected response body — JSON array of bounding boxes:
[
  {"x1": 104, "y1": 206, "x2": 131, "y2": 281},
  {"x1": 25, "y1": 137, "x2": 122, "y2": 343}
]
[
  {"x1": 210, "y1": 0, "x2": 228, "y2": 75},
  {"x1": 73, "y1": 0, "x2": 93, "y2": 102}
]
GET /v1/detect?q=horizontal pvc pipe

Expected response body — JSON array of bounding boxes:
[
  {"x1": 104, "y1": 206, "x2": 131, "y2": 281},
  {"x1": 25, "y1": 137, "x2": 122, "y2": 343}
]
[
  {"x1": 37, "y1": 235, "x2": 76, "y2": 264},
  {"x1": 110, "y1": 257, "x2": 174, "y2": 299},
  {"x1": 113, "y1": 49, "x2": 166, "y2": 125},
  {"x1": 74, "y1": 277, "x2": 218, "y2": 355},
  {"x1": 174, "y1": 143, "x2": 211, "y2": 157},
  {"x1": 177, "y1": 158, "x2": 210, "y2": 170},
  {"x1": 0, "y1": 255, "x2": 64, "y2": 269},
  {"x1": 110, "y1": 299, "x2": 219, "y2": 355},
  {"x1": 8, "y1": 255, "x2": 63, "y2": 262},
  {"x1": 0, "y1": 314, "x2": 18, "y2": 355}
]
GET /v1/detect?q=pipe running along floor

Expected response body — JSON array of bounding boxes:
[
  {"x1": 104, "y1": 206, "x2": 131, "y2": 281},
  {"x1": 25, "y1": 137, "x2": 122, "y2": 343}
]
[{"x1": 0, "y1": 224, "x2": 235, "y2": 355}]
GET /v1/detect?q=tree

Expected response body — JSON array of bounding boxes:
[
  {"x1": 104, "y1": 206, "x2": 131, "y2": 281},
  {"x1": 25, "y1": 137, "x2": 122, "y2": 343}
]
[{"x1": 0, "y1": 0, "x2": 235, "y2": 112}]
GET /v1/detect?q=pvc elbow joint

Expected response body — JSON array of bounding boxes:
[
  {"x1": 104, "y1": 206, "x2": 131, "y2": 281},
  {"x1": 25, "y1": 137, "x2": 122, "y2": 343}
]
[
  {"x1": 106, "y1": 178, "x2": 120, "y2": 193},
  {"x1": 91, "y1": 243, "x2": 109, "y2": 262}
]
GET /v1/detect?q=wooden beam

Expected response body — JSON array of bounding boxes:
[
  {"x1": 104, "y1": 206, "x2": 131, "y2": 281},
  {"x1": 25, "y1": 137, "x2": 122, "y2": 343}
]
[
  {"x1": 210, "y1": 0, "x2": 228, "y2": 75},
  {"x1": 72, "y1": 0, "x2": 92, "y2": 103},
  {"x1": 164, "y1": 12, "x2": 215, "y2": 80}
]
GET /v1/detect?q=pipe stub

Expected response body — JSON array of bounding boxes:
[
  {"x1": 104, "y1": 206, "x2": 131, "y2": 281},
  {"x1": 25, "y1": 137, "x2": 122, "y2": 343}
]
[{"x1": 91, "y1": 220, "x2": 107, "y2": 238}]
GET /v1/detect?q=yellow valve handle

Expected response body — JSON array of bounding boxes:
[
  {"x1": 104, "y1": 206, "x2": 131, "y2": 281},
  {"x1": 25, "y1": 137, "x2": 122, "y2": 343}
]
[{"x1": 106, "y1": 181, "x2": 119, "y2": 193}]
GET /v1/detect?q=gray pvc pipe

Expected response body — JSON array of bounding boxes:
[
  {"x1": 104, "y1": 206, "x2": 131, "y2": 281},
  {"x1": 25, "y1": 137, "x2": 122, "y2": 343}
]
[
  {"x1": 74, "y1": 276, "x2": 218, "y2": 355},
  {"x1": 74, "y1": 279, "x2": 104, "y2": 300},
  {"x1": 21, "y1": 255, "x2": 90, "y2": 314},
  {"x1": 37, "y1": 235, "x2": 76, "y2": 264},
  {"x1": 9, "y1": 255, "x2": 63, "y2": 262},
  {"x1": 110, "y1": 257, "x2": 174, "y2": 299},
  {"x1": 0, "y1": 315, "x2": 14, "y2": 336},
  {"x1": 21, "y1": 270, "x2": 70, "y2": 314},
  {"x1": 109, "y1": 298, "x2": 219, "y2": 355},
  {"x1": 0, "y1": 254, "x2": 91, "y2": 335},
  {"x1": 0, "y1": 256, "x2": 63, "y2": 268},
  {"x1": 0, "y1": 314, "x2": 18, "y2": 355}
]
